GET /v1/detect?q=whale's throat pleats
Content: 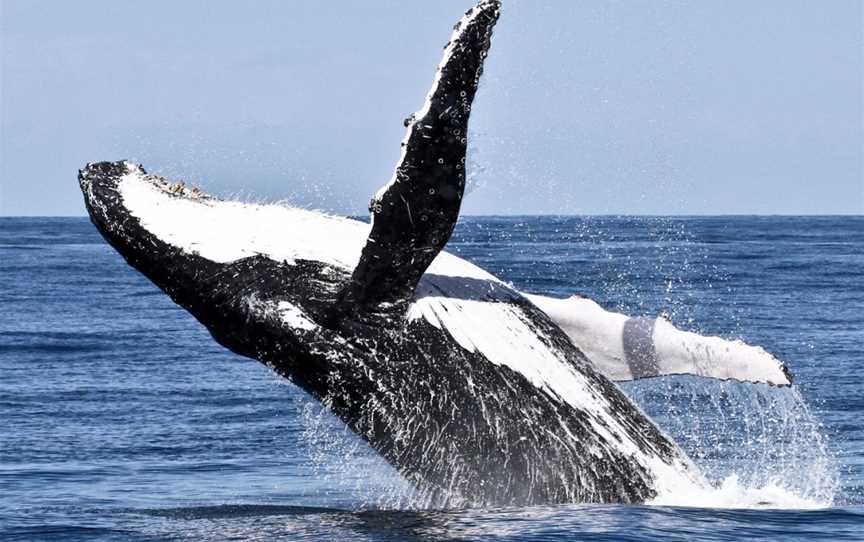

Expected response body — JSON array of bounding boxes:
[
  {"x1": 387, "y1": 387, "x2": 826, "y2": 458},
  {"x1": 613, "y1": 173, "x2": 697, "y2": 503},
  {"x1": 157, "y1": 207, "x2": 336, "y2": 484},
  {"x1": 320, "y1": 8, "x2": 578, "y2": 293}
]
[{"x1": 329, "y1": 1, "x2": 501, "y2": 324}]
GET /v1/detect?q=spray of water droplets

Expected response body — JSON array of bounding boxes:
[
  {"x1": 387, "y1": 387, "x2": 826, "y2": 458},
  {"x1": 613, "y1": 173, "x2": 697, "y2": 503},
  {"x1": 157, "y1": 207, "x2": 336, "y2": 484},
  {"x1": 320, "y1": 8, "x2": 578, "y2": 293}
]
[
  {"x1": 298, "y1": 400, "x2": 422, "y2": 510},
  {"x1": 623, "y1": 377, "x2": 839, "y2": 508}
]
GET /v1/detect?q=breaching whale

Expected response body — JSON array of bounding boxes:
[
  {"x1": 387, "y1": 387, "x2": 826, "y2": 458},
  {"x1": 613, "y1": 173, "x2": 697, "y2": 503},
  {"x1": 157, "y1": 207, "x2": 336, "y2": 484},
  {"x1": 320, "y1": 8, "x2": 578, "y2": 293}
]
[{"x1": 78, "y1": 0, "x2": 789, "y2": 506}]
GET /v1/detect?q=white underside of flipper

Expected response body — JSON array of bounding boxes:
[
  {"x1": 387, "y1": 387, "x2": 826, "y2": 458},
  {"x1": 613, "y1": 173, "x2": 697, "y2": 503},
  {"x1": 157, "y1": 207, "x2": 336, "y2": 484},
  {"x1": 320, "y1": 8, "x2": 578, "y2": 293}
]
[{"x1": 523, "y1": 294, "x2": 792, "y2": 387}]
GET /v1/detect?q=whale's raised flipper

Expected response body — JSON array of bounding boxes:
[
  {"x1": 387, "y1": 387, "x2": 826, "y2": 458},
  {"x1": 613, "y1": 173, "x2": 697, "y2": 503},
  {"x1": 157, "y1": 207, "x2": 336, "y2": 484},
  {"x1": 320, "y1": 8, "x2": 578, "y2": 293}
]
[{"x1": 331, "y1": 1, "x2": 501, "y2": 324}]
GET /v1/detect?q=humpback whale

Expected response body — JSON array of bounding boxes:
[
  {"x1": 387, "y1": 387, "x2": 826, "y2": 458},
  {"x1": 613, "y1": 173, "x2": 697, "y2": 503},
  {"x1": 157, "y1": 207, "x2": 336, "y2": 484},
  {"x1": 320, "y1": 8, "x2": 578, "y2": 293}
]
[{"x1": 77, "y1": 0, "x2": 788, "y2": 506}]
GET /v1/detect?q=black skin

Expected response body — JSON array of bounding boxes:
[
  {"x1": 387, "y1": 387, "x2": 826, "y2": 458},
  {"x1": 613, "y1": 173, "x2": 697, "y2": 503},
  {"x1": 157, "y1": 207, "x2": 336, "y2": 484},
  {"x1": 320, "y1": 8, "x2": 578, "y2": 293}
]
[
  {"x1": 77, "y1": 1, "x2": 691, "y2": 506},
  {"x1": 328, "y1": 2, "x2": 497, "y2": 326}
]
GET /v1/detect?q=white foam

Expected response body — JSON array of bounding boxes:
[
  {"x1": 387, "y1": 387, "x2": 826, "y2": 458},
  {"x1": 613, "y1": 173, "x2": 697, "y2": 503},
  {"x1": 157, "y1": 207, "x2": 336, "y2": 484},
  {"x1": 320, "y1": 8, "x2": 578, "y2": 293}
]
[{"x1": 649, "y1": 474, "x2": 831, "y2": 510}]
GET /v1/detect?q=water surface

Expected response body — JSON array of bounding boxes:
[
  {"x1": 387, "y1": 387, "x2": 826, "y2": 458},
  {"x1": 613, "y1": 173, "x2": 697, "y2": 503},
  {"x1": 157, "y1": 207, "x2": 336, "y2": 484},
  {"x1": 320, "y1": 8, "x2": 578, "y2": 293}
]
[{"x1": 1, "y1": 216, "x2": 862, "y2": 540}]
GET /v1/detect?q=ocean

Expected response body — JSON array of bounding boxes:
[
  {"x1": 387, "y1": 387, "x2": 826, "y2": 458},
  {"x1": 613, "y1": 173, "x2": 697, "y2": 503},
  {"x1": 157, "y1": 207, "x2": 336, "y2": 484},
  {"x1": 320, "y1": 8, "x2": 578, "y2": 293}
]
[{"x1": 1, "y1": 216, "x2": 862, "y2": 541}]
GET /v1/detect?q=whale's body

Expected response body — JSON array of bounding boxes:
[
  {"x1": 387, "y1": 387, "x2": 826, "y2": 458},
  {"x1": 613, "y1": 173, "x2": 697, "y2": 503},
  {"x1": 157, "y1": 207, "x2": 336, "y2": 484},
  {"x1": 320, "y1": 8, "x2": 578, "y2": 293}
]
[
  {"x1": 81, "y1": 161, "x2": 703, "y2": 505},
  {"x1": 78, "y1": 1, "x2": 712, "y2": 506}
]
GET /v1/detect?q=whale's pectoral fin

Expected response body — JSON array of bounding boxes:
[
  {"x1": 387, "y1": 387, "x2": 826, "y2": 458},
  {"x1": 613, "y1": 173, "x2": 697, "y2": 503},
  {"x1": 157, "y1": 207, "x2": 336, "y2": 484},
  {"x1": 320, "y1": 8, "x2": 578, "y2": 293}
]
[
  {"x1": 330, "y1": 1, "x2": 501, "y2": 324},
  {"x1": 526, "y1": 294, "x2": 794, "y2": 387}
]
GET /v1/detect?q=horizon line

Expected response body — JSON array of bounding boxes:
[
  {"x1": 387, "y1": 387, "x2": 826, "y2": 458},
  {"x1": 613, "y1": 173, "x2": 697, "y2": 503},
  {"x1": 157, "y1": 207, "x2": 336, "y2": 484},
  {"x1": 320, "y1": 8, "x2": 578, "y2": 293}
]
[{"x1": 2, "y1": 213, "x2": 862, "y2": 219}]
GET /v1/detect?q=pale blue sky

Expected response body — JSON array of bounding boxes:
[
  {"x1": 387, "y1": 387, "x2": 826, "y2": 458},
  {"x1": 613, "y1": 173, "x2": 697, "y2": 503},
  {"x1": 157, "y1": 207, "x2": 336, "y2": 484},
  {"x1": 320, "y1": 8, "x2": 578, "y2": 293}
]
[{"x1": 1, "y1": 0, "x2": 862, "y2": 216}]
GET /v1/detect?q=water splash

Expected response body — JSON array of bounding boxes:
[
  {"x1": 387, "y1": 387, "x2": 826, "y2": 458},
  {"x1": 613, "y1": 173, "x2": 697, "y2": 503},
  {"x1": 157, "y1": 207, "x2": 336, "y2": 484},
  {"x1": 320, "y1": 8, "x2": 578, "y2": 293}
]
[
  {"x1": 294, "y1": 373, "x2": 838, "y2": 511},
  {"x1": 623, "y1": 377, "x2": 839, "y2": 509},
  {"x1": 557, "y1": 216, "x2": 840, "y2": 508},
  {"x1": 298, "y1": 400, "x2": 418, "y2": 510}
]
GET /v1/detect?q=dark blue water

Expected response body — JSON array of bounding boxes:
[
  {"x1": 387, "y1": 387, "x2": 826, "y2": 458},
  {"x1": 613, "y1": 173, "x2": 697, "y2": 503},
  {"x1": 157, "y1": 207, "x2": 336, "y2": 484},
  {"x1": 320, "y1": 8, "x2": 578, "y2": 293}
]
[{"x1": 1, "y1": 216, "x2": 862, "y2": 541}]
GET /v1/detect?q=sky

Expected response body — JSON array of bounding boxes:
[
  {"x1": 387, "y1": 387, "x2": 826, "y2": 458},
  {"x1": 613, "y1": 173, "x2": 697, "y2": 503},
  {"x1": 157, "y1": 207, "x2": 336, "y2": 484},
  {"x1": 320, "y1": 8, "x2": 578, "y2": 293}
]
[{"x1": 1, "y1": 0, "x2": 862, "y2": 216}]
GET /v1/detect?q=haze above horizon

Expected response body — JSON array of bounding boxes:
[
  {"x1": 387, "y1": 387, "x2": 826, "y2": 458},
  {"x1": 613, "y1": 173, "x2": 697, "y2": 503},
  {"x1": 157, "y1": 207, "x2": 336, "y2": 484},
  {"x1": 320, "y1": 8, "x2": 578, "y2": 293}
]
[{"x1": 1, "y1": 0, "x2": 862, "y2": 216}]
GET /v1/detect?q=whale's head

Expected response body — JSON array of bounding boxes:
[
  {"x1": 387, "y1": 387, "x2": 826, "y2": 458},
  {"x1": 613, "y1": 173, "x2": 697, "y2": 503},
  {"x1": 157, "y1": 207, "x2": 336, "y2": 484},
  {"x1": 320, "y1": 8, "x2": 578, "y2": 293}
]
[{"x1": 79, "y1": 160, "x2": 373, "y2": 394}]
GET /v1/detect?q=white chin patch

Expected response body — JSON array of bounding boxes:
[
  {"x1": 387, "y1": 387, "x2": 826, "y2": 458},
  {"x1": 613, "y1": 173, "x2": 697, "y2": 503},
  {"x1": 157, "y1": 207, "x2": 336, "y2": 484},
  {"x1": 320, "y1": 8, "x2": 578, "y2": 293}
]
[{"x1": 116, "y1": 166, "x2": 369, "y2": 270}]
